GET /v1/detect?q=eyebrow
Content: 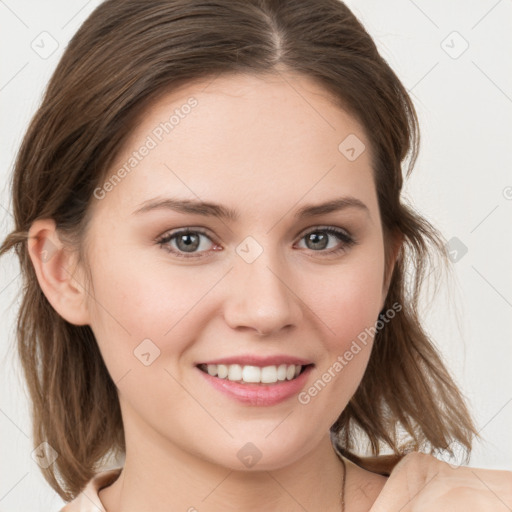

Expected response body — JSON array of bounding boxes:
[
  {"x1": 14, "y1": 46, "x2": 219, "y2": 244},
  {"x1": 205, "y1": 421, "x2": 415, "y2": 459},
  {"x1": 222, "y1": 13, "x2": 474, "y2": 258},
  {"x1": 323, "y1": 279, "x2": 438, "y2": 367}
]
[{"x1": 132, "y1": 196, "x2": 370, "y2": 221}]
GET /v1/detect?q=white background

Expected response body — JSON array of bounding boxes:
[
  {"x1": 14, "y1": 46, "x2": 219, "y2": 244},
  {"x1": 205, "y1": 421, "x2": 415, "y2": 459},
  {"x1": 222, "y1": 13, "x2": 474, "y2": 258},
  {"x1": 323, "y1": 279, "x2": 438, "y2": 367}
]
[{"x1": 1, "y1": 1, "x2": 511, "y2": 510}]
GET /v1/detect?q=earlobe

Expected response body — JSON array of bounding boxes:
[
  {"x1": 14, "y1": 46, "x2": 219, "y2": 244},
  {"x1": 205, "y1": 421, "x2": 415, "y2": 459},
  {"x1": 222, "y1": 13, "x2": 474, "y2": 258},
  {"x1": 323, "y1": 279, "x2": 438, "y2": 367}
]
[{"x1": 27, "y1": 219, "x2": 90, "y2": 326}]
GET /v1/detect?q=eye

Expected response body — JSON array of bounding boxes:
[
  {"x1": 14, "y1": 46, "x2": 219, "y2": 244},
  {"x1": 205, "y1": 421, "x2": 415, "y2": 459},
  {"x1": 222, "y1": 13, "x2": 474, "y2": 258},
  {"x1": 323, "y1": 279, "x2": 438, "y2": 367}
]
[
  {"x1": 156, "y1": 226, "x2": 356, "y2": 259},
  {"x1": 295, "y1": 226, "x2": 356, "y2": 256},
  {"x1": 157, "y1": 228, "x2": 220, "y2": 259}
]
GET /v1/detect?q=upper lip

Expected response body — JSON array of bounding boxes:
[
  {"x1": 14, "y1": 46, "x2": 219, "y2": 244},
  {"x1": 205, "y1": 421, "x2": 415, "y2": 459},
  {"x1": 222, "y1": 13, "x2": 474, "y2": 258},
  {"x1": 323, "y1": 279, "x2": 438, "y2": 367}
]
[{"x1": 196, "y1": 355, "x2": 313, "y2": 367}]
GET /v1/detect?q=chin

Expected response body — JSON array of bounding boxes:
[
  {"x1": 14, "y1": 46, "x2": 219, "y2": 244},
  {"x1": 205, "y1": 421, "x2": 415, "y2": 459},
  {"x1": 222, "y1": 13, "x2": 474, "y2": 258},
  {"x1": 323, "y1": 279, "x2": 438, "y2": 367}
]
[{"x1": 197, "y1": 434, "x2": 315, "y2": 472}]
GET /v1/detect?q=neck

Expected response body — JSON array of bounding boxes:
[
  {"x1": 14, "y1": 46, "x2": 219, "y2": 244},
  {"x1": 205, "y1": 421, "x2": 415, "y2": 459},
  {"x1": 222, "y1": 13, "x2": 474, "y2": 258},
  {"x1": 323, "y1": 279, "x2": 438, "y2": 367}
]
[{"x1": 99, "y1": 426, "x2": 347, "y2": 512}]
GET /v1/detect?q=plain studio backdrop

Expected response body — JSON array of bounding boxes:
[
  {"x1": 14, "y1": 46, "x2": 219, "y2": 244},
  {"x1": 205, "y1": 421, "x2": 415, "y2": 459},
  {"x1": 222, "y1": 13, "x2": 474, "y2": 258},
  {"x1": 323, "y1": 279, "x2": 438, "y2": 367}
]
[{"x1": 1, "y1": 1, "x2": 511, "y2": 510}]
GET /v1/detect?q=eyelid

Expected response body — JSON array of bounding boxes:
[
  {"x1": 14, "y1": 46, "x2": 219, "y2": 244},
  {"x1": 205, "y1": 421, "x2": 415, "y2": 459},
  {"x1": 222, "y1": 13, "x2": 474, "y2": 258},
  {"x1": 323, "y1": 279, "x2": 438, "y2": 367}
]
[
  {"x1": 156, "y1": 226, "x2": 217, "y2": 242},
  {"x1": 297, "y1": 224, "x2": 352, "y2": 239}
]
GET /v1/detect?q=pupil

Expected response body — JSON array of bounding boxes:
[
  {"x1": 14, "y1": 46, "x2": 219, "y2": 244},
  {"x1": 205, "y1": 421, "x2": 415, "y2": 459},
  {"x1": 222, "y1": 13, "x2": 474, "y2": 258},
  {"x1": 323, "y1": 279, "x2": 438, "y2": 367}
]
[
  {"x1": 178, "y1": 233, "x2": 199, "y2": 252},
  {"x1": 308, "y1": 232, "x2": 327, "y2": 250}
]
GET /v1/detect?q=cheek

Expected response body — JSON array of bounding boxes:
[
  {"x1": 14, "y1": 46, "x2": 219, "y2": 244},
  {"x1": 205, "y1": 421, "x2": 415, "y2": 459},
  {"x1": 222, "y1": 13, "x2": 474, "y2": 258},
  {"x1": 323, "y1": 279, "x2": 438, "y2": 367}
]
[
  {"x1": 85, "y1": 244, "x2": 239, "y2": 390},
  {"x1": 308, "y1": 246, "x2": 385, "y2": 347},
  {"x1": 84, "y1": 249, "x2": 198, "y2": 375},
  {"x1": 296, "y1": 299, "x2": 381, "y2": 422},
  {"x1": 300, "y1": 241, "x2": 385, "y2": 401}
]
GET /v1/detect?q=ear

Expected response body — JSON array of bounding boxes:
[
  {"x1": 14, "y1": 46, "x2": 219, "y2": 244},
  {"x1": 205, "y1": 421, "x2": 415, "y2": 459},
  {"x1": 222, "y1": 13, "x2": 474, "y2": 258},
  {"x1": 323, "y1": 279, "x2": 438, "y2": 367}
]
[
  {"x1": 27, "y1": 218, "x2": 90, "y2": 326},
  {"x1": 381, "y1": 228, "x2": 404, "y2": 309}
]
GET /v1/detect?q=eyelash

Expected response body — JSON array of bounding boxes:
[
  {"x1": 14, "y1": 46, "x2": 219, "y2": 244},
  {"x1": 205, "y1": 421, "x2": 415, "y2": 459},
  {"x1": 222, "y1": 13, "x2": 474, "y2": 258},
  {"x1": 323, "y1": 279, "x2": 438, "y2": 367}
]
[{"x1": 156, "y1": 226, "x2": 356, "y2": 259}]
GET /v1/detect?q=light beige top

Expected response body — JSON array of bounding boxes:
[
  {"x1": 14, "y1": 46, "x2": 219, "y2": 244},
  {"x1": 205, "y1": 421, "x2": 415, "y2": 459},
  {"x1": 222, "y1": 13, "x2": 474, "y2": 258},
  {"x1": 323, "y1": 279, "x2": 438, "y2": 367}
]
[{"x1": 57, "y1": 452, "x2": 489, "y2": 511}]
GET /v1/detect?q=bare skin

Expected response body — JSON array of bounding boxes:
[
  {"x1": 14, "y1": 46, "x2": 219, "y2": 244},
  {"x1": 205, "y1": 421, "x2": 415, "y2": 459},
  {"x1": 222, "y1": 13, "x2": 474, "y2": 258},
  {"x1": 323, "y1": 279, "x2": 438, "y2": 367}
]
[{"x1": 29, "y1": 71, "x2": 399, "y2": 511}]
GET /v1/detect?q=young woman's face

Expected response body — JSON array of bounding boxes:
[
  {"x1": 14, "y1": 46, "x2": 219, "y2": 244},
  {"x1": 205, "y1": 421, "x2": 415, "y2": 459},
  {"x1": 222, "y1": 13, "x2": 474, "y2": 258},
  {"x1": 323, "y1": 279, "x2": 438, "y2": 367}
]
[{"x1": 82, "y1": 72, "x2": 392, "y2": 470}]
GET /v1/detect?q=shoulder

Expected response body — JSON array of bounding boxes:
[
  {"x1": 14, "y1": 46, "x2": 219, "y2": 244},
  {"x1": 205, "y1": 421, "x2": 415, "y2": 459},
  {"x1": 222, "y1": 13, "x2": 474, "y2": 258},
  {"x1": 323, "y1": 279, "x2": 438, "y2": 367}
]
[
  {"x1": 370, "y1": 452, "x2": 512, "y2": 511},
  {"x1": 59, "y1": 468, "x2": 122, "y2": 512}
]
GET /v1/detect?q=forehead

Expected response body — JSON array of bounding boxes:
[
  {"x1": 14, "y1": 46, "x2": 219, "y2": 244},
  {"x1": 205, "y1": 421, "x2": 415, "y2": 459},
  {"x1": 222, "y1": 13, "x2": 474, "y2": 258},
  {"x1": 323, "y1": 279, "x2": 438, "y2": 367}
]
[{"x1": 93, "y1": 71, "x2": 376, "y2": 220}]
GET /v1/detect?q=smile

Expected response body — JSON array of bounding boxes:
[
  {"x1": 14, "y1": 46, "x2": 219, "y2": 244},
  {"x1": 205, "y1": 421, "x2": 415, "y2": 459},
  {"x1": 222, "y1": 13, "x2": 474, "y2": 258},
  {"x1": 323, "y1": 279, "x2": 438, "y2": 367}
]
[
  {"x1": 196, "y1": 362, "x2": 314, "y2": 406},
  {"x1": 197, "y1": 363, "x2": 310, "y2": 384}
]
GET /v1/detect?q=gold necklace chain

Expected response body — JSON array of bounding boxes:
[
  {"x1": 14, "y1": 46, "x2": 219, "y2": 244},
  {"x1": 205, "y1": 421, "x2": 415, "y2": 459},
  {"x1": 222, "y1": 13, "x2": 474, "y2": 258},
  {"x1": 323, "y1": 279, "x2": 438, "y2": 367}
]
[
  {"x1": 335, "y1": 449, "x2": 347, "y2": 512},
  {"x1": 340, "y1": 456, "x2": 346, "y2": 512}
]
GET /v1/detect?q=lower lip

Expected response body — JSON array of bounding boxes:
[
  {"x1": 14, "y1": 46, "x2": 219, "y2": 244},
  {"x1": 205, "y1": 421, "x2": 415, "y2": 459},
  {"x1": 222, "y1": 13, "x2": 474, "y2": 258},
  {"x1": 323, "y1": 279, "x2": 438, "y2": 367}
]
[{"x1": 196, "y1": 365, "x2": 313, "y2": 406}]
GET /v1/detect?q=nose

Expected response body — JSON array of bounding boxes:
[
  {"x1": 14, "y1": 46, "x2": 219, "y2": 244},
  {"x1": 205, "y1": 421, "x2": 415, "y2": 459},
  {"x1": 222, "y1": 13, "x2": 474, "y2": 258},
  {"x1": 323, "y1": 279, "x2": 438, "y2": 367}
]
[{"x1": 223, "y1": 249, "x2": 303, "y2": 336}]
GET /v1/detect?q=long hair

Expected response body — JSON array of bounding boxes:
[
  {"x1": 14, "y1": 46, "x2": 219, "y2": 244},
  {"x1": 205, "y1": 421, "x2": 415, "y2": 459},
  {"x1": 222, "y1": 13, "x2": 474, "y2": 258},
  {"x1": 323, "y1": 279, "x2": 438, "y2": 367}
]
[{"x1": 0, "y1": 0, "x2": 477, "y2": 501}]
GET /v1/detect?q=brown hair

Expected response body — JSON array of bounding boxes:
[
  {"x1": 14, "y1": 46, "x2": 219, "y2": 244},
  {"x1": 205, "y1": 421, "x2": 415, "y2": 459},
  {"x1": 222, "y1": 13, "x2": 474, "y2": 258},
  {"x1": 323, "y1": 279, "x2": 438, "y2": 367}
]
[{"x1": 1, "y1": 0, "x2": 478, "y2": 501}]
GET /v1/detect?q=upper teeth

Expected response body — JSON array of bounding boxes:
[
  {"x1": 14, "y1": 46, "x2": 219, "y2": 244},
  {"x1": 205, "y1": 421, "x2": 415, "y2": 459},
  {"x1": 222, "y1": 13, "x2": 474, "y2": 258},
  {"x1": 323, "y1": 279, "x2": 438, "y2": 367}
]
[{"x1": 201, "y1": 364, "x2": 302, "y2": 384}]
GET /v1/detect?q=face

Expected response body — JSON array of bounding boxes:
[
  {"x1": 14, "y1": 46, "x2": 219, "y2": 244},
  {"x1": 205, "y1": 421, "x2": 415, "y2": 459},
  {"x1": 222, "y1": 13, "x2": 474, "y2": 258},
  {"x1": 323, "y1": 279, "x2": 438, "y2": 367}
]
[{"x1": 81, "y1": 72, "x2": 392, "y2": 471}]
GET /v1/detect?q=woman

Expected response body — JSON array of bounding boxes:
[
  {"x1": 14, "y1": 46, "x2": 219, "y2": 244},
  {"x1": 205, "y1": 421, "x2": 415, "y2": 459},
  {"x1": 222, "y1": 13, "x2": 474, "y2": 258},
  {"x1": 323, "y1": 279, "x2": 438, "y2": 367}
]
[{"x1": 1, "y1": 0, "x2": 510, "y2": 510}]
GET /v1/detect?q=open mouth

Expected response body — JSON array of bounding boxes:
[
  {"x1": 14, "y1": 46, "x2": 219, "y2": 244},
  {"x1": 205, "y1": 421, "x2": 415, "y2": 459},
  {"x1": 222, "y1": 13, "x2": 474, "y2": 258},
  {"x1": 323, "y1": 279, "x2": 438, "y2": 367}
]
[{"x1": 197, "y1": 363, "x2": 313, "y2": 385}]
